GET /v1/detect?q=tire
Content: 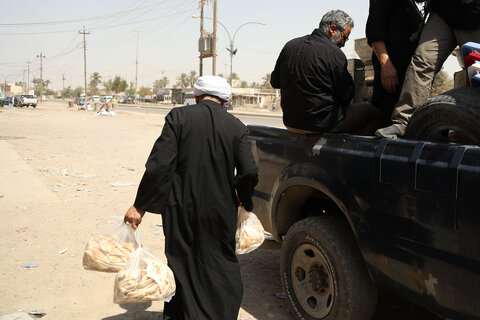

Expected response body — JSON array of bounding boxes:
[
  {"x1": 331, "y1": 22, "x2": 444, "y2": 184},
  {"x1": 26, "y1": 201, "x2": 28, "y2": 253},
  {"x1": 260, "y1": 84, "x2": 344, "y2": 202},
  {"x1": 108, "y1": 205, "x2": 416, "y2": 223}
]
[
  {"x1": 404, "y1": 87, "x2": 480, "y2": 145},
  {"x1": 281, "y1": 216, "x2": 377, "y2": 320}
]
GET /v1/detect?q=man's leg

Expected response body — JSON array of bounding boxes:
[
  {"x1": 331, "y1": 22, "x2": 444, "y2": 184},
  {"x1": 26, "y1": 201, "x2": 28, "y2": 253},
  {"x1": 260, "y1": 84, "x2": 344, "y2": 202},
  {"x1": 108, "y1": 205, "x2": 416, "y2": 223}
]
[
  {"x1": 376, "y1": 13, "x2": 457, "y2": 138},
  {"x1": 330, "y1": 102, "x2": 380, "y2": 135}
]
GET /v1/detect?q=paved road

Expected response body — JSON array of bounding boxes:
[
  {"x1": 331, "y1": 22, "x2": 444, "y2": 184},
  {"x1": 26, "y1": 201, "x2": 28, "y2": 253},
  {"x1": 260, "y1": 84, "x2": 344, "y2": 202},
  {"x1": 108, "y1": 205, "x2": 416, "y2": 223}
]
[{"x1": 115, "y1": 105, "x2": 285, "y2": 128}]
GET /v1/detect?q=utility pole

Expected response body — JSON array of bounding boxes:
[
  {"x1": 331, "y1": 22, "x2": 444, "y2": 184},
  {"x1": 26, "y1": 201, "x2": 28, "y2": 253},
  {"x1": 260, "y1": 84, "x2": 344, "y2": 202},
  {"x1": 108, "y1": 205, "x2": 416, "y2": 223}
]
[
  {"x1": 36, "y1": 52, "x2": 45, "y2": 100},
  {"x1": 133, "y1": 30, "x2": 142, "y2": 103},
  {"x1": 62, "y1": 73, "x2": 66, "y2": 90},
  {"x1": 212, "y1": 0, "x2": 217, "y2": 75},
  {"x1": 79, "y1": 25, "x2": 90, "y2": 107},
  {"x1": 199, "y1": 0, "x2": 205, "y2": 76},
  {"x1": 22, "y1": 69, "x2": 26, "y2": 93},
  {"x1": 134, "y1": 30, "x2": 140, "y2": 92},
  {"x1": 27, "y1": 60, "x2": 30, "y2": 94}
]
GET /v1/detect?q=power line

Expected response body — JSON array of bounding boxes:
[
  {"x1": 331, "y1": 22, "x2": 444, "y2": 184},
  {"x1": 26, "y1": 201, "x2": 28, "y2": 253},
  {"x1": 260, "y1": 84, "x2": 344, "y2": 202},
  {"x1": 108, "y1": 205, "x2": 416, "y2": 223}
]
[{"x1": 0, "y1": 0, "x2": 174, "y2": 27}]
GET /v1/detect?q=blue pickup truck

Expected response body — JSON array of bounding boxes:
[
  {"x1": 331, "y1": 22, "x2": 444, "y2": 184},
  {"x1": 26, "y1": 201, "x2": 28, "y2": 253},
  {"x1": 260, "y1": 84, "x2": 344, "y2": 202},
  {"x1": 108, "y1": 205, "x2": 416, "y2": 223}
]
[{"x1": 248, "y1": 87, "x2": 480, "y2": 320}]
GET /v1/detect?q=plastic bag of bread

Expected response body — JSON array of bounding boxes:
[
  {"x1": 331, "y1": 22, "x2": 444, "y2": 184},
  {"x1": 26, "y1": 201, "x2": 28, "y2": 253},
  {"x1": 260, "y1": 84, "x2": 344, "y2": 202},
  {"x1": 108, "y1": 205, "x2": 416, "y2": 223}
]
[
  {"x1": 235, "y1": 207, "x2": 265, "y2": 254},
  {"x1": 83, "y1": 216, "x2": 140, "y2": 273},
  {"x1": 114, "y1": 247, "x2": 176, "y2": 304}
]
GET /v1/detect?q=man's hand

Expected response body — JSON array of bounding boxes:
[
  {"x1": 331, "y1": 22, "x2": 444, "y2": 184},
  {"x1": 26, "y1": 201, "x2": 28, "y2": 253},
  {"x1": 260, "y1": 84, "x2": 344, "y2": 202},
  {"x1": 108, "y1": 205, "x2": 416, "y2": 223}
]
[
  {"x1": 372, "y1": 41, "x2": 399, "y2": 94},
  {"x1": 124, "y1": 205, "x2": 145, "y2": 230},
  {"x1": 380, "y1": 58, "x2": 398, "y2": 94}
]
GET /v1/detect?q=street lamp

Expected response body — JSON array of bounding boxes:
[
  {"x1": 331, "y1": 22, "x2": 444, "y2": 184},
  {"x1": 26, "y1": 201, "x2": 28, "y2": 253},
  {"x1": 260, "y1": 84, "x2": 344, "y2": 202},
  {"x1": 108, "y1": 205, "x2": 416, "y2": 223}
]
[{"x1": 192, "y1": 16, "x2": 265, "y2": 85}]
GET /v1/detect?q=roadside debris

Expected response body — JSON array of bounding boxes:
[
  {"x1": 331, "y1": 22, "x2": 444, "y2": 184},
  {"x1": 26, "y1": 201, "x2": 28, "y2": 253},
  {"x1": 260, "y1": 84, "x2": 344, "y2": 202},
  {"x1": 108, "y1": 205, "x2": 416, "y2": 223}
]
[
  {"x1": 110, "y1": 182, "x2": 137, "y2": 187},
  {"x1": 21, "y1": 263, "x2": 38, "y2": 268},
  {"x1": 28, "y1": 311, "x2": 46, "y2": 318},
  {"x1": 59, "y1": 248, "x2": 68, "y2": 254}
]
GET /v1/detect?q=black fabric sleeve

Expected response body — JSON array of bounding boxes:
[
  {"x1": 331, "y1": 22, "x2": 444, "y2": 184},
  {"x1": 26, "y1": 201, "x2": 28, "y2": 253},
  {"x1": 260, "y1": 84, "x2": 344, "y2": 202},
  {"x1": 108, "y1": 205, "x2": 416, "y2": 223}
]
[
  {"x1": 270, "y1": 47, "x2": 285, "y2": 89},
  {"x1": 366, "y1": 0, "x2": 389, "y2": 46},
  {"x1": 332, "y1": 57, "x2": 355, "y2": 107},
  {"x1": 134, "y1": 111, "x2": 178, "y2": 214},
  {"x1": 233, "y1": 127, "x2": 258, "y2": 212}
]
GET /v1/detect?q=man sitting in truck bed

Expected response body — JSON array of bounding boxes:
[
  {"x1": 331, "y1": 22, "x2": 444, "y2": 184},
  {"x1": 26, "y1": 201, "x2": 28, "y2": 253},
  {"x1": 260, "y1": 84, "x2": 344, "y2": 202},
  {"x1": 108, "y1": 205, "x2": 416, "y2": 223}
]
[{"x1": 271, "y1": 10, "x2": 379, "y2": 135}]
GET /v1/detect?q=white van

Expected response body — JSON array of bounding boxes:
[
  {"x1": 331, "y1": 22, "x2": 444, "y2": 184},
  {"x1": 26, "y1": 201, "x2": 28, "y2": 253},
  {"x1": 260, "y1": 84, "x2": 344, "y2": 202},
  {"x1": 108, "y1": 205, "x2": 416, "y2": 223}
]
[
  {"x1": 183, "y1": 92, "x2": 195, "y2": 106},
  {"x1": 100, "y1": 95, "x2": 113, "y2": 103}
]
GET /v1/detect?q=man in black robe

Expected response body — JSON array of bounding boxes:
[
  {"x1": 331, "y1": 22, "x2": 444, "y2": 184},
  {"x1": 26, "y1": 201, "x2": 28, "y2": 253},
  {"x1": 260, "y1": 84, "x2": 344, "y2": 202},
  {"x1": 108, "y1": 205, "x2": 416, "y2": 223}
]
[
  {"x1": 366, "y1": 0, "x2": 424, "y2": 126},
  {"x1": 124, "y1": 75, "x2": 258, "y2": 320}
]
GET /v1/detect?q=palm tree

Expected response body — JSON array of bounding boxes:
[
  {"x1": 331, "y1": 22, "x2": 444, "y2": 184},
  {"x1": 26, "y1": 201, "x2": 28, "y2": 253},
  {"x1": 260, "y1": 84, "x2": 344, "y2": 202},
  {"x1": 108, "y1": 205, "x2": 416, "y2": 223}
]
[
  {"x1": 188, "y1": 70, "x2": 198, "y2": 88},
  {"x1": 89, "y1": 72, "x2": 102, "y2": 95},
  {"x1": 153, "y1": 76, "x2": 170, "y2": 91},
  {"x1": 262, "y1": 73, "x2": 272, "y2": 89},
  {"x1": 176, "y1": 73, "x2": 189, "y2": 88},
  {"x1": 229, "y1": 72, "x2": 239, "y2": 87}
]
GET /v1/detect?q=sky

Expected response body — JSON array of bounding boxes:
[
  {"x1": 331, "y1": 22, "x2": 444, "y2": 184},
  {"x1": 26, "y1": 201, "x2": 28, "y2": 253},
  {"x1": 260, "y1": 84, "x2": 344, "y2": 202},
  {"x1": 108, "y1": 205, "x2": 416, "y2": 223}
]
[{"x1": 1, "y1": 0, "x2": 461, "y2": 91}]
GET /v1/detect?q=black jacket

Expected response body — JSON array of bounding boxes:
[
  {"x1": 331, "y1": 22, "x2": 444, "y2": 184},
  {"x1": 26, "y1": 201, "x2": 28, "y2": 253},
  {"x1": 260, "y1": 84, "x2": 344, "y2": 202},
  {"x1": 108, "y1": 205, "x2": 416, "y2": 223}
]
[
  {"x1": 366, "y1": 0, "x2": 423, "y2": 74},
  {"x1": 432, "y1": 0, "x2": 480, "y2": 29},
  {"x1": 271, "y1": 29, "x2": 354, "y2": 132}
]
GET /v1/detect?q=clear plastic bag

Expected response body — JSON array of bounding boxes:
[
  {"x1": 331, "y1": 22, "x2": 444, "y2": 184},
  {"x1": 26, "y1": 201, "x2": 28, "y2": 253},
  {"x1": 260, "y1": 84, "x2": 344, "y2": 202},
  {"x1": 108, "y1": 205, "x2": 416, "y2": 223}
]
[
  {"x1": 114, "y1": 247, "x2": 176, "y2": 304},
  {"x1": 83, "y1": 216, "x2": 141, "y2": 273},
  {"x1": 235, "y1": 207, "x2": 265, "y2": 255}
]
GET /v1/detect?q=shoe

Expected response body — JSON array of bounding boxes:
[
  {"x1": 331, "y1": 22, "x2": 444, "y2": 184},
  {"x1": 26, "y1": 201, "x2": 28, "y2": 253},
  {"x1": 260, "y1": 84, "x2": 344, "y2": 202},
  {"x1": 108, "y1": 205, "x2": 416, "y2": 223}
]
[{"x1": 375, "y1": 125, "x2": 403, "y2": 139}]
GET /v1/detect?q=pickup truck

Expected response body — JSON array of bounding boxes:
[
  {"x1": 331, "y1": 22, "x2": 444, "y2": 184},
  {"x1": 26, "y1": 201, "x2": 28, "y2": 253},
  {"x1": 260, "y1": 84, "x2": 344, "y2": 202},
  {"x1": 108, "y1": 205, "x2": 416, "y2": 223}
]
[
  {"x1": 248, "y1": 87, "x2": 480, "y2": 320},
  {"x1": 18, "y1": 94, "x2": 37, "y2": 108}
]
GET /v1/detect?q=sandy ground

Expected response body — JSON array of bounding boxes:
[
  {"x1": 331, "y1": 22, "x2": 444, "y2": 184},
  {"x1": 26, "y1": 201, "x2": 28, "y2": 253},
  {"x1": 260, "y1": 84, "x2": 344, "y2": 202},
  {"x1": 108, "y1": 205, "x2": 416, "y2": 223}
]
[
  {"x1": 0, "y1": 102, "x2": 442, "y2": 320},
  {"x1": 0, "y1": 102, "x2": 289, "y2": 320}
]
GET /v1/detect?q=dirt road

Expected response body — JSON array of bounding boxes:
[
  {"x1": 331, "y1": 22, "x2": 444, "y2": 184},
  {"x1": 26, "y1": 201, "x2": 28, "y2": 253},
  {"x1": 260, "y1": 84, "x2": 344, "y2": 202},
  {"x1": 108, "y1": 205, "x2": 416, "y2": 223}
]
[{"x1": 0, "y1": 103, "x2": 440, "y2": 319}]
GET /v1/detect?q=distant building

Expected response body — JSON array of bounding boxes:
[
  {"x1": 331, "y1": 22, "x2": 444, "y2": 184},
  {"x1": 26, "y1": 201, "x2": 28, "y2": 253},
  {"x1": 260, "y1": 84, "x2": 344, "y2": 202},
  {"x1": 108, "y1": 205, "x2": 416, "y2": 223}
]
[
  {"x1": 0, "y1": 83, "x2": 23, "y2": 95},
  {"x1": 231, "y1": 88, "x2": 277, "y2": 110}
]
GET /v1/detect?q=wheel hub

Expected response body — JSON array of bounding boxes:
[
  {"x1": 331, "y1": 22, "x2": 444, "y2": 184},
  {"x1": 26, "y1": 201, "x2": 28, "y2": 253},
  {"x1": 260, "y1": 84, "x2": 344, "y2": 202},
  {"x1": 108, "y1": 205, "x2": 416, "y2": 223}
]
[{"x1": 291, "y1": 243, "x2": 334, "y2": 318}]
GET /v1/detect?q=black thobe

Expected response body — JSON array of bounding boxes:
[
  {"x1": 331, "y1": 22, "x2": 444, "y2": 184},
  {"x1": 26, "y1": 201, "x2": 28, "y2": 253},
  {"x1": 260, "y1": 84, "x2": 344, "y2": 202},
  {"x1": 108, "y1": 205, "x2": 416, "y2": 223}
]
[
  {"x1": 431, "y1": 0, "x2": 480, "y2": 30},
  {"x1": 134, "y1": 100, "x2": 258, "y2": 320},
  {"x1": 366, "y1": 0, "x2": 423, "y2": 126},
  {"x1": 270, "y1": 29, "x2": 354, "y2": 132}
]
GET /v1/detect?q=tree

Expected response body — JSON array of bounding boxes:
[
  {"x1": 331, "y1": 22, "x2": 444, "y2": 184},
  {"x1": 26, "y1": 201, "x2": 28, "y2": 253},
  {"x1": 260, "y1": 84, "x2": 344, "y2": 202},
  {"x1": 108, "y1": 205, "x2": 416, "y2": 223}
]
[
  {"x1": 240, "y1": 81, "x2": 248, "y2": 88},
  {"x1": 153, "y1": 77, "x2": 169, "y2": 91},
  {"x1": 138, "y1": 86, "x2": 153, "y2": 97},
  {"x1": 103, "y1": 79, "x2": 113, "y2": 94},
  {"x1": 262, "y1": 73, "x2": 272, "y2": 89},
  {"x1": 32, "y1": 78, "x2": 50, "y2": 96},
  {"x1": 188, "y1": 70, "x2": 198, "y2": 88},
  {"x1": 61, "y1": 86, "x2": 74, "y2": 98},
  {"x1": 73, "y1": 86, "x2": 84, "y2": 97},
  {"x1": 251, "y1": 82, "x2": 260, "y2": 89},
  {"x1": 111, "y1": 76, "x2": 128, "y2": 94},
  {"x1": 125, "y1": 87, "x2": 136, "y2": 96},
  {"x1": 430, "y1": 68, "x2": 453, "y2": 97},
  {"x1": 89, "y1": 72, "x2": 102, "y2": 95},
  {"x1": 176, "y1": 73, "x2": 189, "y2": 88}
]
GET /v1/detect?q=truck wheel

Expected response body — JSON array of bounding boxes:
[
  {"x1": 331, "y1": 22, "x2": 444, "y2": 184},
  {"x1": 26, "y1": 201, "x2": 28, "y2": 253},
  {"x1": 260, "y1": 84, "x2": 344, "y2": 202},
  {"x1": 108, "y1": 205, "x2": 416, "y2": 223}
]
[
  {"x1": 281, "y1": 216, "x2": 377, "y2": 320},
  {"x1": 404, "y1": 87, "x2": 480, "y2": 145}
]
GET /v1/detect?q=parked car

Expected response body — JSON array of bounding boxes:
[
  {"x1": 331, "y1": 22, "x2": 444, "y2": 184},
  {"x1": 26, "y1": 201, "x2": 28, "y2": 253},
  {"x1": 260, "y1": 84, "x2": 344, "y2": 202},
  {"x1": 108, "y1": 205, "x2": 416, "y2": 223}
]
[
  {"x1": 116, "y1": 96, "x2": 125, "y2": 104},
  {"x1": 76, "y1": 97, "x2": 85, "y2": 106},
  {"x1": 100, "y1": 95, "x2": 113, "y2": 103},
  {"x1": 183, "y1": 92, "x2": 195, "y2": 106},
  {"x1": 18, "y1": 94, "x2": 37, "y2": 108},
  {"x1": 2, "y1": 96, "x2": 12, "y2": 106}
]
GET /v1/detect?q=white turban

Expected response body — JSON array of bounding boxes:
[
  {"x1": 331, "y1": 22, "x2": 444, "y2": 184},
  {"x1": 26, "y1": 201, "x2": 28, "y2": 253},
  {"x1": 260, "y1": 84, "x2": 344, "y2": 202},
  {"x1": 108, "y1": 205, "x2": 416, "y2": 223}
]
[{"x1": 193, "y1": 75, "x2": 231, "y2": 101}]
